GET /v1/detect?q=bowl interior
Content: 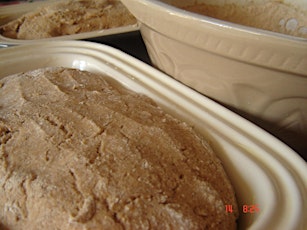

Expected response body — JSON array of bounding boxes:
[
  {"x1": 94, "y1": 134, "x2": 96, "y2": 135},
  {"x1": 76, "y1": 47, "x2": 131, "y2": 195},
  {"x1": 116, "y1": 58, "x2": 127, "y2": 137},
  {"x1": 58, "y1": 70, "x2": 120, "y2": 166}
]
[
  {"x1": 160, "y1": 0, "x2": 307, "y2": 11},
  {"x1": 160, "y1": 0, "x2": 307, "y2": 39}
]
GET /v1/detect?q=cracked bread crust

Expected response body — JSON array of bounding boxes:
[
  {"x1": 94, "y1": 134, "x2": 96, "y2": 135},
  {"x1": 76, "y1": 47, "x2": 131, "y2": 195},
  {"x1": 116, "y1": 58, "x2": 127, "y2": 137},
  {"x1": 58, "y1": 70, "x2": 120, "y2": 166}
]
[
  {"x1": 0, "y1": 0, "x2": 137, "y2": 40},
  {"x1": 0, "y1": 67, "x2": 238, "y2": 229}
]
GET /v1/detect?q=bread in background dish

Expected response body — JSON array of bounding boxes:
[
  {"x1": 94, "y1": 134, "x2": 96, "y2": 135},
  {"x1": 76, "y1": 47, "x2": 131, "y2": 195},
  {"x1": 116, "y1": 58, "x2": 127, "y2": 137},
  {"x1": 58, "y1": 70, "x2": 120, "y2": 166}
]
[
  {"x1": 181, "y1": 1, "x2": 307, "y2": 38},
  {"x1": 0, "y1": 0, "x2": 137, "y2": 39}
]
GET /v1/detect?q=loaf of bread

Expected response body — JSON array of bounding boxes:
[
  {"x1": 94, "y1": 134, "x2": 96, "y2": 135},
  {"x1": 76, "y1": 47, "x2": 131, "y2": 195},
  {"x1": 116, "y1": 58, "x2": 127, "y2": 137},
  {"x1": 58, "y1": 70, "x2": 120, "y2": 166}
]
[
  {"x1": 0, "y1": 0, "x2": 137, "y2": 40},
  {"x1": 0, "y1": 67, "x2": 238, "y2": 229}
]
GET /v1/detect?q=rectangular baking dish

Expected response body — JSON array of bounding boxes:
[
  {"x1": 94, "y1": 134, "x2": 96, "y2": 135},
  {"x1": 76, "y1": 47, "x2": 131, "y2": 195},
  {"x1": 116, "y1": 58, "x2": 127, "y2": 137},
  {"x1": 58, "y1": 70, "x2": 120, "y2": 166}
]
[{"x1": 0, "y1": 41, "x2": 306, "y2": 230}]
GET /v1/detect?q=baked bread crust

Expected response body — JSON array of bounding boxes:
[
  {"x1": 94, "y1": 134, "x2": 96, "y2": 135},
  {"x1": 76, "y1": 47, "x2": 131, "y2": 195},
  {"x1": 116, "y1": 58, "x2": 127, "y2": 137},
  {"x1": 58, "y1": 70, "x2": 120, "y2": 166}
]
[
  {"x1": 0, "y1": 67, "x2": 238, "y2": 229},
  {"x1": 0, "y1": 0, "x2": 137, "y2": 39}
]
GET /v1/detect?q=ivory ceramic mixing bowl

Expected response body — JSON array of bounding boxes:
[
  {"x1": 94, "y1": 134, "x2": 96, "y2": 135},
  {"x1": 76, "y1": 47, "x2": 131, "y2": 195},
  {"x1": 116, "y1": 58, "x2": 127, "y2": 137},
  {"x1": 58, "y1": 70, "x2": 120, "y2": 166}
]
[{"x1": 121, "y1": 0, "x2": 307, "y2": 159}]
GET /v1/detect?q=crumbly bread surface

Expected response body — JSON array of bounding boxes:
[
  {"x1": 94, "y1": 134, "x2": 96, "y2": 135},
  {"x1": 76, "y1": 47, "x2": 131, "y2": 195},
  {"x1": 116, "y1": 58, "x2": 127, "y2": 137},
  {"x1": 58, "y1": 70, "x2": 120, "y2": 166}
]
[
  {"x1": 0, "y1": 67, "x2": 238, "y2": 229},
  {"x1": 0, "y1": 0, "x2": 137, "y2": 39}
]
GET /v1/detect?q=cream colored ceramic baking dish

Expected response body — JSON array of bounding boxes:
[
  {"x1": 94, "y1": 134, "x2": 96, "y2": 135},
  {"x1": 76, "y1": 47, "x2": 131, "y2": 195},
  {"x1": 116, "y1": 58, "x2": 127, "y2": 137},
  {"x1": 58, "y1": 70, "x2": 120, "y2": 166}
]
[
  {"x1": 0, "y1": 41, "x2": 306, "y2": 229},
  {"x1": 0, "y1": 0, "x2": 139, "y2": 45}
]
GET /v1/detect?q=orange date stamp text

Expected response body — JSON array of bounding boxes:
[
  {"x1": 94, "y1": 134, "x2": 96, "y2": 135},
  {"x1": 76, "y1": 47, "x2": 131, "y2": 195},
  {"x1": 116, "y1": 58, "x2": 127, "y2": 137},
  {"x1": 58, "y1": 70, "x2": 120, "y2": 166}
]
[{"x1": 225, "y1": 204, "x2": 260, "y2": 213}]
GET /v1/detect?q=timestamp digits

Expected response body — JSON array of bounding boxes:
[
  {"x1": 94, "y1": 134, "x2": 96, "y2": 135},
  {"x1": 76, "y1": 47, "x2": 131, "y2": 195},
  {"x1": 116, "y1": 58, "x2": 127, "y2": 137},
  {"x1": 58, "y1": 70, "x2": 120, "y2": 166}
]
[{"x1": 225, "y1": 204, "x2": 260, "y2": 214}]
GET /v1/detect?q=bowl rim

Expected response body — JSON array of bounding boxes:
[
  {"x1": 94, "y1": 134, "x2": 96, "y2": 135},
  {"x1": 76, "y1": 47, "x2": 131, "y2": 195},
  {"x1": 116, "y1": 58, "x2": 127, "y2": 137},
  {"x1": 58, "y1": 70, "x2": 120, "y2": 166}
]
[
  {"x1": 139, "y1": 0, "x2": 307, "y2": 42},
  {"x1": 122, "y1": 0, "x2": 307, "y2": 75}
]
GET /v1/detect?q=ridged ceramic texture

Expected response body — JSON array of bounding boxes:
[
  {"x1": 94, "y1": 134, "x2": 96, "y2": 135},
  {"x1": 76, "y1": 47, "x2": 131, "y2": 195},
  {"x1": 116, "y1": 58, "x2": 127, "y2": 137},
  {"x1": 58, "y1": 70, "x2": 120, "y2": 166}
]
[{"x1": 121, "y1": 0, "x2": 307, "y2": 155}]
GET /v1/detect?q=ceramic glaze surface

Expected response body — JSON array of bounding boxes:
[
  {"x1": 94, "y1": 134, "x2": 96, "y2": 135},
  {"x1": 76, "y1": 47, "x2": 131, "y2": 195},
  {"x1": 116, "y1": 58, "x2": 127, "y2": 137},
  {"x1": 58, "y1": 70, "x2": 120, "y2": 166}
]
[{"x1": 121, "y1": 0, "x2": 307, "y2": 157}]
